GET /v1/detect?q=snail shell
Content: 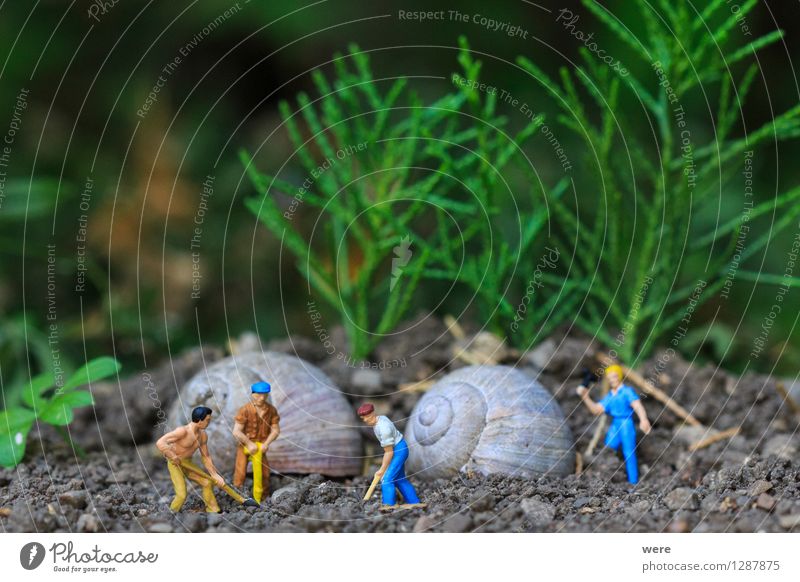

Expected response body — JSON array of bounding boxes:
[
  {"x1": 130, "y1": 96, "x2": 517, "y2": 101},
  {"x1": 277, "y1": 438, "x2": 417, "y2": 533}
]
[
  {"x1": 406, "y1": 365, "x2": 574, "y2": 479},
  {"x1": 166, "y1": 351, "x2": 362, "y2": 476}
]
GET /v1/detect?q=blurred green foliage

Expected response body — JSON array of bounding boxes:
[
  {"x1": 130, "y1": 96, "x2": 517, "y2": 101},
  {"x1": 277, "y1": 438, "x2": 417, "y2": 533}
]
[{"x1": 0, "y1": 0, "x2": 798, "y2": 382}]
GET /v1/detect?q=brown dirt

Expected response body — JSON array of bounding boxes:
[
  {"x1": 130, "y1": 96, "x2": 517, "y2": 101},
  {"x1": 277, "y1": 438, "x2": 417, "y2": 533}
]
[{"x1": 2, "y1": 315, "x2": 799, "y2": 532}]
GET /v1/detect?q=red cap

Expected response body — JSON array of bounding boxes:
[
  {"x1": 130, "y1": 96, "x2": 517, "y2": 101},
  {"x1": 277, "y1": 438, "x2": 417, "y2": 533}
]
[{"x1": 357, "y1": 403, "x2": 375, "y2": 417}]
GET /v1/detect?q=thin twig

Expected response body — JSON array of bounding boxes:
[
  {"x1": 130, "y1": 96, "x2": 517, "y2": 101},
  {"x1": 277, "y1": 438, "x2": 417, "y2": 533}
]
[
  {"x1": 575, "y1": 452, "x2": 584, "y2": 475},
  {"x1": 585, "y1": 415, "x2": 607, "y2": 458},
  {"x1": 444, "y1": 314, "x2": 466, "y2": 340},
  {"x1": 688, "y1": 427, "x2": 740, "y2": 452},
  {"x1": 595, "y1": 353, "x2": 703, "y2": 427}
]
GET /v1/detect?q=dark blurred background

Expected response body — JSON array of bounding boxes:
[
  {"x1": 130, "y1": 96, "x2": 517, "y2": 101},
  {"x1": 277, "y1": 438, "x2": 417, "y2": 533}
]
[{"x1": 0, "y1": 0, "x2": 798, "y2": 385}]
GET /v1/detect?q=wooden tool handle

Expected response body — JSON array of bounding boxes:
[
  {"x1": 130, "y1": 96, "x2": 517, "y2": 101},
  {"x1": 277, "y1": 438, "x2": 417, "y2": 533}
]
[
  {"x1": 363, "y1": 474, "x2": 381, "y2": 501},
  {"x1": 180, "y1": 459, "x2": 246, "y2": 503}
]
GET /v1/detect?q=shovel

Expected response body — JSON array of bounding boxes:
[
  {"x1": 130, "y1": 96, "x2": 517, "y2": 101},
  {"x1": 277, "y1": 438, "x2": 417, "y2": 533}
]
[{"x1": 180, "y1": 459, "x2": 260, "y2": 507}]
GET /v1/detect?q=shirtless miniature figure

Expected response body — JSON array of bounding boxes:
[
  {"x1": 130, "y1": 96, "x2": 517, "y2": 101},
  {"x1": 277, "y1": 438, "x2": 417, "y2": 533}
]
[{"x1": 156, "y1": 406, "x2": 226, "y2": 512}]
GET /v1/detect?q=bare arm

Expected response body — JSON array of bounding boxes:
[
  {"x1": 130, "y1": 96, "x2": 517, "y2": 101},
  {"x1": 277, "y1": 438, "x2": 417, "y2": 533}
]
[
  {"x1": 576, "y1": 386, "x2": 606, "y2": 416},
  {"x1": 375, "y1": 445, "x2": 394, "y2": 479},
  {"x1": 156, "y1": 427, "x2": 186, "y2": 464},
  {"x1": 199, "y1": 433, "x2": 225, "y2": 487},
  {"x1": 262, "y1": 423, "x2": 280, "y2": 450},
  {"x1": 631, "y1": 400, "x2": 651, "y2": 434},
  {"x1": 232, "y1": 420, "x2": 257, "y2": 454}
]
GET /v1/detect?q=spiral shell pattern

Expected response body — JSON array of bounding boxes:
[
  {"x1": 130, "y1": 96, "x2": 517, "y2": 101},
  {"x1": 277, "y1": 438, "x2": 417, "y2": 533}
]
[
  {"x1": 167, "y1": 351, "x2": 362, "y2": 476},
  {"x1": 405, "y1": 365, "x2": 574, "y2": 479}
]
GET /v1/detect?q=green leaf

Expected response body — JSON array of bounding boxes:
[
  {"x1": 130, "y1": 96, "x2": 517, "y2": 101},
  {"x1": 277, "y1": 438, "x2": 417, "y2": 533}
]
[
  {"x1": 21, "y1": 372, "x2": 55, "y2": 409},
  {"x1": 39, "y1": 390, "x2": 95, "y2": 426},
  {"x1": 0, "y1": 408, "x2": 37, "y2": 468},
  {"x1": 62, "y1": 357, "x2": 121, "y2": 391}
]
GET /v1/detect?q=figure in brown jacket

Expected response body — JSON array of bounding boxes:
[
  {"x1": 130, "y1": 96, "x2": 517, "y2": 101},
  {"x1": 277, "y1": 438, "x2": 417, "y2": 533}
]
[{"x1": 231, "y1": 381, "x2": 281, "y2": 503}]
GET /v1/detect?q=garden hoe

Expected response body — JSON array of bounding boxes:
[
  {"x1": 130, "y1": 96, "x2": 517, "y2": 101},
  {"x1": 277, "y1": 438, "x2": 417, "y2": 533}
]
[{"x1": 180, "y1": 459, "x2": 260, "y2": 508}]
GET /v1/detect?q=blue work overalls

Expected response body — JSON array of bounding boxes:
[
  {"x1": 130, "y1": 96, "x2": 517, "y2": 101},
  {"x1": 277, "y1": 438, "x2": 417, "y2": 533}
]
[
  {"x1": 599, "y1": 384, "x2": 640, "y2": 484},
  {"x1": 382, "y1": 438, "x2": 420, "y2": 505}
]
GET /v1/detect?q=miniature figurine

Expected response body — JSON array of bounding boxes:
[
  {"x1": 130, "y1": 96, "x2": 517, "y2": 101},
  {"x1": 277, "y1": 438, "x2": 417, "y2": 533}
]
[
  {"x1": 357, "y1": 403, "x2": 422, "y2": 509},
  {"x1": 576, "y1": 365, "x2": 651, "y2": 484},
  {"x1": 231, "y1": 381, "x2": 281, "y2": 503},
  {"x1": 156, "y1": 406, "x2": 225, "y2": 512}
]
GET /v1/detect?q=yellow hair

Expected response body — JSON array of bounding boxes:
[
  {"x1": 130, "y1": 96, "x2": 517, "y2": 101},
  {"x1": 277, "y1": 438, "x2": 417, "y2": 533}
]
[{"x1": 605, "y1": 364, "x2": 624, "y2": 378}]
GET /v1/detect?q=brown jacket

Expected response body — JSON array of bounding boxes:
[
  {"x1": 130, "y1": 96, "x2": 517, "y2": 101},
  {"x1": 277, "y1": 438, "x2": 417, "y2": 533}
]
[{"x1": 234, "y1": 401, "x2": 280, "y2": 441}]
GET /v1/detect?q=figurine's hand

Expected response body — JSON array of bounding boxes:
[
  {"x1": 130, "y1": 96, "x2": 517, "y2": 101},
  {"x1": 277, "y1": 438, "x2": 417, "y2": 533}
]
[
  {"x1": 246, "y1": 442, "x2": 258, "y2": 455},
  {"x1": 212, "y1": 474, "x2": 225, "y2": 488},
  {"x1": 639, "y1": 419, "x2": 652, "y2": 435},
  {"x1": 581, "y1": 368, "x2": 599, "y2": 387},
  {"x1": 374, "y1": 468, "x2": 386, "y2": 480},
  {"x1": 576, "y1": 386, "x2": 588, "y2": 398}
]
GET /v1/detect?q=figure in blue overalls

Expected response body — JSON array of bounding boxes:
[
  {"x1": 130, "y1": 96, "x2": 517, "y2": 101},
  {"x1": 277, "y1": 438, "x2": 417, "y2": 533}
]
[
  {"x1": 576, "y1": 365, "x2": 651, "y2": 484},
  {"x1": 357, "y1": 403, "x2": 423, "y2": 509}
]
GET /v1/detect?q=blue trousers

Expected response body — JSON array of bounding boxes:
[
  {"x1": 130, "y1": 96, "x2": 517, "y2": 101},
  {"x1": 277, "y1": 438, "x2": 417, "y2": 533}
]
[
  {"x1": 381, "y1": 439, "x2": 420, "y2": 505},
  {"x1": 605, "y1": 417, "x2": 639, "y2": 484}
]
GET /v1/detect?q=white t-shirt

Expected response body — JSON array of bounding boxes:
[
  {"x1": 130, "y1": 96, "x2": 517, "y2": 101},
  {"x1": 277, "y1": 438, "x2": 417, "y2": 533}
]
[{"x1": 373, "y1": 415, "x2": 403, "y2": 447}]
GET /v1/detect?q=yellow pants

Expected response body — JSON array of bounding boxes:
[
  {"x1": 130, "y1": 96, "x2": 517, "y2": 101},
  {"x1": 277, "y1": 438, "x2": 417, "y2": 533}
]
[
  {"x1": 233, "y1": 442, "x2": 267, "y2": 504},
  {"x1": 167, "y1": 461, "x2": 220, "y2": 512}
]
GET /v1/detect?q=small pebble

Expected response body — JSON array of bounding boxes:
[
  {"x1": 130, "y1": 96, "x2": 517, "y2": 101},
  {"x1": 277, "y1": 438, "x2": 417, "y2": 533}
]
[{"x1": 755, "y1": 493, "x2": 776, "y2": 512}]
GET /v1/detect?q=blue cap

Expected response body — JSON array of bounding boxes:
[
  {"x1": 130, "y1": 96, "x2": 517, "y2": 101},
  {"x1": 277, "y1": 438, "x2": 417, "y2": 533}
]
[{"x1": 251, "y1": 381, "x2": 271, "y2": 394}]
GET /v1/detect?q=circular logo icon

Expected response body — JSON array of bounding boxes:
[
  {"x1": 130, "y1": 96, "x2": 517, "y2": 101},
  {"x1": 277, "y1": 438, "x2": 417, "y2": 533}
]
[{"x1": 19, "y1": 542, "x2": 46, "y2": 570}]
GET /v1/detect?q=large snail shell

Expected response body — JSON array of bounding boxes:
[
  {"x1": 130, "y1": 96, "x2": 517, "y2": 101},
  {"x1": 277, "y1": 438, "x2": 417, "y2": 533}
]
[
  {"x1": 166, "y1": 351, "x2": 362, "y2": 476},
  {"x1": 406, "y1": 365, "x2": 574, "y2": 479}
]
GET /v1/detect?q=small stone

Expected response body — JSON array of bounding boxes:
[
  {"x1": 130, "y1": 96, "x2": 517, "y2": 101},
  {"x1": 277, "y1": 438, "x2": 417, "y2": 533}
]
[
  {"x1": 778, "y1": 514, "x2": 800, "y2": 530},
  {"x1": 76, "y1": 513, "x2": 101, "y2": 532},
  {"x1": 755, "y1": 493, "x2": 776, "y2": 512},
  {"x1": 272, "y1": 486, "x2": 297, "y2": 503},
  {"x1": 667, "y1": 518, "x2": 691, "y2": 533},
  {"x1": 148, "y1": 522, "x2": 173, "y2": 533},
  {"x1": 207, "y1": 513, "x2": 224, "y2": 527},
  {"x1": 748, "y1": 480, "x2": 772, "y2": 497},
  {"x1": 572, "y1": 496, "x2": 593, "y2": 509},
  {"x1": 412, "y1": 515, "x2": 438, "y2": 533},
  {"x1": 523, "y1": 339, "x2": 557, "y2": 370},
  {"x1": 442, "y1": 512, "x2": 472, "y2": 533},
  {"x1": 761, "y1": 434, "x2": 798, "y2": 460},
  {"x1": 468, "y1": 489, "x2": 495, "y2": 512},
  {"x1": 520, "y1": 498, "x2": 556, "y2": 525},
  {"x1": 58, "y1": 490, "x2": 88, "y2": 509},
  {"x1": 664, "y1": 488, "x2": 698, "y2": 511},
  {"x1": 351, "y1": 369, "x2": 383, "y2": 395}
]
